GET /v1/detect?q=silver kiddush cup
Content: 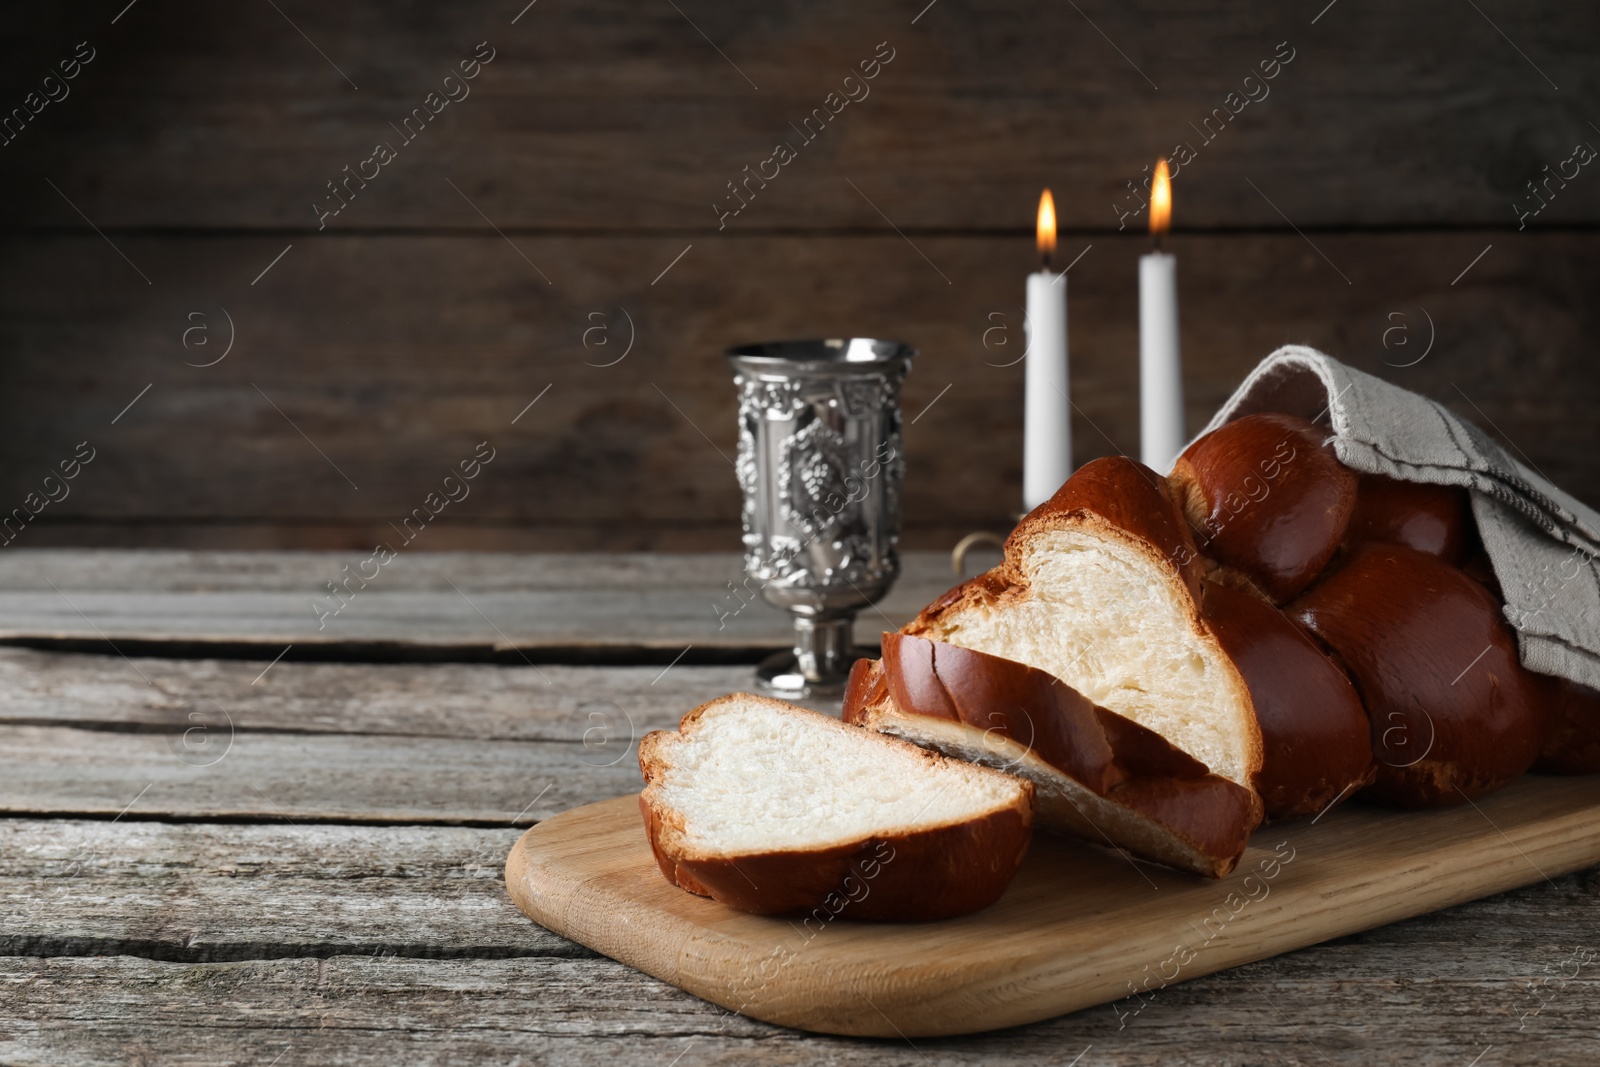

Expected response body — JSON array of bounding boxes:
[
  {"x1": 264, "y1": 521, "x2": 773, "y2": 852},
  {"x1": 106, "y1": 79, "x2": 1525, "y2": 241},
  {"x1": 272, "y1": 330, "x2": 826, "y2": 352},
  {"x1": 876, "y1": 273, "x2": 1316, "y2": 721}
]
[{"x1": 727, "y1": 338, "x2": 914, "y2": 697}]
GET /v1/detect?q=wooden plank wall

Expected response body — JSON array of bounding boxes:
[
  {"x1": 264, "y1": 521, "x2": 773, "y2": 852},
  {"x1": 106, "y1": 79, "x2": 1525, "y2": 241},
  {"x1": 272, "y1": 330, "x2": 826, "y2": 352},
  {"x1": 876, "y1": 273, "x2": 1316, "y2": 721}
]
[{"x1": 0, "y1": 0, "x2": 1595, "y2": 550}]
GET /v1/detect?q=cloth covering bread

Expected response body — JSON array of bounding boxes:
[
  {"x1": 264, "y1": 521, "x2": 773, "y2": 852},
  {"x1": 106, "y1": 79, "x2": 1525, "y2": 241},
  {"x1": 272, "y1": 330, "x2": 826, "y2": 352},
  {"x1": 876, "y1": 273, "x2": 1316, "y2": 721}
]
[
  {"x1": 1166, "y1": 367, "x2": 1561, "y2": 807},
  {"x1": 844, "y1": 634, "x2": 1262, "y2": 877},
  {"x1": 637, "y1": 693, "x2": 1033, "y2": 920},
  {"x1": 1201, "y1": 346, "x2": 1600, "y2": 692}
]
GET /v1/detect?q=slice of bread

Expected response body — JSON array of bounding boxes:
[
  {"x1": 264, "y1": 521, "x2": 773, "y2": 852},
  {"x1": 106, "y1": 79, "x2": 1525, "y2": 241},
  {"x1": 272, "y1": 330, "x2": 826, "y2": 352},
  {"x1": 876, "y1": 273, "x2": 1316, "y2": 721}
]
[
  {"x1": 637, "y1": 693, "x2": 1034, "y2": 920},
  {"x1": 905, "y1": 456, "x2": 1265, "y2": 791},
  {"x1": 845, "y1": 634, "x2": 1262, "y2": 877}
]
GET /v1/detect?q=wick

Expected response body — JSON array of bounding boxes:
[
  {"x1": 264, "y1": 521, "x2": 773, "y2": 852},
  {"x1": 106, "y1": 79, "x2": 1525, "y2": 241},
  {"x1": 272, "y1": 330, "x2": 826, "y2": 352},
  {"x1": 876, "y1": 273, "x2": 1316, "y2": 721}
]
[{"x1": 1152, "y1": 230, "x2": 1164, "y2": 254}]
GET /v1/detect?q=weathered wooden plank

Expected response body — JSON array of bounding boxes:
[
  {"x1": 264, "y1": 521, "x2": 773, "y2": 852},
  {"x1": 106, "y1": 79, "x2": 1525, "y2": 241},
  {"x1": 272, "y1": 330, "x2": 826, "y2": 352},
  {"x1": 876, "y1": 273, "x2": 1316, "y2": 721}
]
[
  {"x1": 5, "y1": 816, "x2": 1595, "y2": 972},
  {"x1": 3, "y1": 920, "x2": 1600, "y2": 1067},
  {"x1": 0, "y1": 723, "x2": 637, "y2": 823},
  {"x1": 0, "y1": 651, "x2": 828, "y2": 737},
  {"x1": 3, "y1": 816, "x2": 1596, "y2": 967},
  {"x1": 0, "y1": 819, "x2": 584, "y2": 961},
  {"x1": 0, "y1": 551, "x2": 958, "y2": 649},
  {"x1": 3, "y1": 1, "x2": 1596, "y2": 230},
  {"x1": 0, "y1": 652, "x2": 811, "y2": 820},
  {"x1": 0, "y1": 650, "x2": 838, "y2": 826},
  {"x1": 0, "y1": 230, "x2": 1594, "y2": 553},
  {"x1": 0, "y1": 651, "x2": 829, "y2": 826}
]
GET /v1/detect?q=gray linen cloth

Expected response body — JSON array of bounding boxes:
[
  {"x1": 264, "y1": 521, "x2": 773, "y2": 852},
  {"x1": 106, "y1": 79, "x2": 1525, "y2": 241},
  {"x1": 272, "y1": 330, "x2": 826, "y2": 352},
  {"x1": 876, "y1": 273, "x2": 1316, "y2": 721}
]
[{"x1": 1199, "y1": 345, "x2": 1600, "y2": 690}]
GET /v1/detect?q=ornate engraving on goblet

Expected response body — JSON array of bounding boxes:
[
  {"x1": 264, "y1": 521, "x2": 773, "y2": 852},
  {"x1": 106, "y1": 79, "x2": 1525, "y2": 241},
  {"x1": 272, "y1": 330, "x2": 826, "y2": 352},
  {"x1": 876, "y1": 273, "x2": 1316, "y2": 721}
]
[{"x1": 727, "y1": 338, "x2": 915, "y2": 697}]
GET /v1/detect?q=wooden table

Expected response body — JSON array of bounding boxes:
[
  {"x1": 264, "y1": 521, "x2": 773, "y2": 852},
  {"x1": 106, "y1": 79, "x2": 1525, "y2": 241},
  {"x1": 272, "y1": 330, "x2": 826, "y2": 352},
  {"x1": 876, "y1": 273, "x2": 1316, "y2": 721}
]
[{"x1": 3, "y1": 550, "x2": 1596, "y2": 1066}]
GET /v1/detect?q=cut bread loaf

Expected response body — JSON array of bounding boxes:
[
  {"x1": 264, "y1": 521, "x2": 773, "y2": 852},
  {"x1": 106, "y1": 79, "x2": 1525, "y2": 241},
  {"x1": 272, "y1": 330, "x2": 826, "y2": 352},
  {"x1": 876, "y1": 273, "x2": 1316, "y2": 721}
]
[
  {"x1": 845, "y1": 634, "x2": 1262, "y2": 877},
  {"x1": 884, "y1": 412, "x2": 1558, "y2": 829},
  {"x1": 637, "y1": 693, "x2": 1033, "y2": 920},
  {"x1": 905, "y1": 456, "x2": 1264, "y2": 792}
]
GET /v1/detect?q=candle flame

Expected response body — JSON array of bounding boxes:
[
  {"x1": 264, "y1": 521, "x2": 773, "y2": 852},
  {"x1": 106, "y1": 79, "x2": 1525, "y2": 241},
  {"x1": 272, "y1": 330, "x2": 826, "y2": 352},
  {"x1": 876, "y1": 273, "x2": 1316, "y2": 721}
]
[
  {"x1": 1036, "y1": 189, "x2": 1056, "y2": 267},
  {"x1": 1149, "y1": 159, "x2": 1172, "y2": 237}
]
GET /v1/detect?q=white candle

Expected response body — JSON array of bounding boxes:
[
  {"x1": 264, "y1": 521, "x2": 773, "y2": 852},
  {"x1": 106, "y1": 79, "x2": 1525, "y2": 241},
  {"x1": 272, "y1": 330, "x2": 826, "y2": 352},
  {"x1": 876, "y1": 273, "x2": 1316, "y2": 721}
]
[
  {"x1": 1139, "y1": 159, "x2": 1184, "y2": 473},
  {"x1": 1024, "y1": 190, "x2": 1071, "y2": 510}
]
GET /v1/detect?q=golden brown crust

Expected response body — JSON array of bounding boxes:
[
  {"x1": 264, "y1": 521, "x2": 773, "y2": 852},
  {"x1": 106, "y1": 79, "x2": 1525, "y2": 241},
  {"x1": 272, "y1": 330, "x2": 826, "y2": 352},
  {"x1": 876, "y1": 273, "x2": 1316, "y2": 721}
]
[
  {"x1": 648, "y1": 805, "x2": 1034, "y2": 921},
  {"x1": 908, "y1": 458, "x2": 1205, "y2": 639},
  {"x1": 864, "y1": 634, "x2": 1262, "y2": 878},
  {"x1": 1198, "y1": 580, "x2": 1375, "y2": 818},
  {"x1": 1170, "y1": 413, "x2": 1358, "y2": 603},
  {"x1": 1342, "y1": 473, "x2": 1472, "y2": 566},
  {"x1": 894, "y1": 415, "x2": 1555, "y2": 834},
  {"x1": 902, "y1": 566, "x2": 1026, "y2": 640},
  {"x1": 1012, "y1": 456, "x2": 1207, "y2": 597},
  {"x1": 638, "y1": 694, "x2": 1034, "y2": 920},
  {"x1": 1095, "y1": 778, "x2": 1258, "y2": 878},
  {"x1": 842, "y1": 656, "x2": 888, "y2": 726},
  {"x1": 882, "y1": 632, "x2": 1122, "y2": 792},
  {"x1": 1287, "y1": 545, "x2": 1545, "y2": 807},
  {"x1": 637, "y1": 791, "x2": 716, "y2": 898}
]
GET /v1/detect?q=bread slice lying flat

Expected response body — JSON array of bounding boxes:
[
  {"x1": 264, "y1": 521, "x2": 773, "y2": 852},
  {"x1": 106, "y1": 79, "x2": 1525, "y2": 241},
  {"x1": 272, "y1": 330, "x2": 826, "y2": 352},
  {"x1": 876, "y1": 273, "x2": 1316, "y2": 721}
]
[
  {"x1": 906, "y1": 456, "x2": 1264, "y2": 791},
  {"x1": 846, "y1": 634, "x2": 1262, "y2": 877},
  {"x1": 638, "y1": 693, "x2": 1034, "y2": 920}
]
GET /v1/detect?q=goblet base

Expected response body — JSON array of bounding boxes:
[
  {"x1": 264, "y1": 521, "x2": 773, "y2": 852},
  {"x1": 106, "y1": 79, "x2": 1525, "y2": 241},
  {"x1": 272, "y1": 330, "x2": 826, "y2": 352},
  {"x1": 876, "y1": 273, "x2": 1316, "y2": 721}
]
[{"x1": 754, "y1": 649, "x2": 864, "y2": 699}]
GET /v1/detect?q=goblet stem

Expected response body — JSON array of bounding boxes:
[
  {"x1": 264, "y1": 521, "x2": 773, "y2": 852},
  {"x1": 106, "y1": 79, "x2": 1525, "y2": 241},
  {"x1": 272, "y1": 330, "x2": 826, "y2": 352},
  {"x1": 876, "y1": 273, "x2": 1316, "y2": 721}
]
[
  {"x1": 795, "y1": 614, "x2": 857, "y2": 683},
  {"x1": 756, "y1": 613, "x2": 859, "y2": 697}
]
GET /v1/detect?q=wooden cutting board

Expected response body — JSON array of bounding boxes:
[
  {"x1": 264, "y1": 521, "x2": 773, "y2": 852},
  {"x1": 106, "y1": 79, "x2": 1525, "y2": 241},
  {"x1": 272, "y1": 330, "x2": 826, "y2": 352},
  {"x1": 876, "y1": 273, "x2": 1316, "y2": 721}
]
[{"x1": 505, "y1": 775, "x2": 1600, "y2": 1037}]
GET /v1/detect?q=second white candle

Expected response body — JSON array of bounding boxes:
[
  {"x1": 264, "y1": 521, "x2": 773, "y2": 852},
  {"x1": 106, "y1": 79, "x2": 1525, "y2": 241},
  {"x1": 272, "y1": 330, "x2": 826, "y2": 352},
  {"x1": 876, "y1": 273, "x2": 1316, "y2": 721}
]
[{"x1": 1139, "y1": 159, "x2": 1185, "y2": 473}]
